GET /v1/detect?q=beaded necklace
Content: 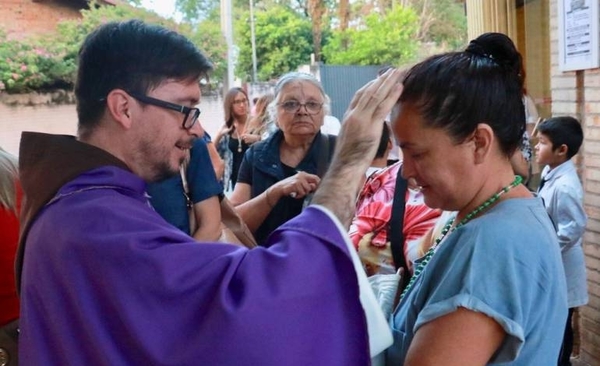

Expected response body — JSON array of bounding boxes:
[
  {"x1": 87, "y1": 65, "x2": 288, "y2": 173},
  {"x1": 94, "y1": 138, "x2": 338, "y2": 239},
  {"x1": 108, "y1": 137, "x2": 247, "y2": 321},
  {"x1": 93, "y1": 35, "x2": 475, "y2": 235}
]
[{"x1": 399, "y1": 175, "x2": 523, "y2": 300}]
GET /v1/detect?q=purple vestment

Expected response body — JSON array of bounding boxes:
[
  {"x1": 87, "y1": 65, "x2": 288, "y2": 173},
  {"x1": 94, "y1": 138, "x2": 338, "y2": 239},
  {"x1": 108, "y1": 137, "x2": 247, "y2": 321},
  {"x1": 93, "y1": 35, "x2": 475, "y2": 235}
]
[{"x1": 17, "y1": 133, "x2": 371, "y2": 365}]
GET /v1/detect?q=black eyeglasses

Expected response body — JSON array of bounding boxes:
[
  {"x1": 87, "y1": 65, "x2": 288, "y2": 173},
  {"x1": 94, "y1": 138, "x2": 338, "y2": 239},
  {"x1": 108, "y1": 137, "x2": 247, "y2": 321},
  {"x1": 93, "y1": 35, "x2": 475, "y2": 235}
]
[
  {"x1": 128, "y1": 92, "x2": 201, "y2": 130},
  {"x1": 278, "y1": 100, "x2": 323, "y2": 115}
]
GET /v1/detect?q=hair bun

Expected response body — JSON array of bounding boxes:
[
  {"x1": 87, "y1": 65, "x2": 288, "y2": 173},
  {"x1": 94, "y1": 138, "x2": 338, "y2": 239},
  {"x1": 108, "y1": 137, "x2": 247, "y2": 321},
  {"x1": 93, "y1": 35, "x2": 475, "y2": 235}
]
[{"x1": 465, "y1": 33, "x2": 523, "y2": 84}]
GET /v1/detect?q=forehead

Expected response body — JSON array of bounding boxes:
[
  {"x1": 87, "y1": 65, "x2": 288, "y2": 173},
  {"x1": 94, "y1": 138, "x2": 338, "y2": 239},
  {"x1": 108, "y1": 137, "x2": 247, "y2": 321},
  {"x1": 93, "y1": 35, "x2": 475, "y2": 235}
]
[
  {"x1": 392, "y1": 103, "x2": 426, "y2": 139},
  {"x1": 152, "y1": 78, "x2": 201, "y2": 102},
  {"x1": 233, "y1": 92, "x2": 247, "y2": 100},
  {"x1": 279, "y1": 81, "x2": 322, "y2": 99},
  {"x1": 536, "y1": 133, "x2": 552, "y2": 143},
  {"x1": 392, "y1": 102, "x2": 447, "y2": 147}
]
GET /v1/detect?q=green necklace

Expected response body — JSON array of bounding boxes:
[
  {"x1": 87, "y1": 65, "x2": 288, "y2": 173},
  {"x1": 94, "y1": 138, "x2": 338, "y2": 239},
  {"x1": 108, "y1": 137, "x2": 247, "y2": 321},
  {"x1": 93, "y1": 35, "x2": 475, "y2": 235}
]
[{"x1": 399, "y1": 175, "x2": 523, "y2": 300}]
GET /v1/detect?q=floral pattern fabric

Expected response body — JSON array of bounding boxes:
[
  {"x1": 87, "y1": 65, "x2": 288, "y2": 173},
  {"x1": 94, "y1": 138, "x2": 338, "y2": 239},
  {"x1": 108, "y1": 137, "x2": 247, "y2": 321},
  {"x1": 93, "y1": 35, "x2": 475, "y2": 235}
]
[
  {"x1": 349, "y1": 162, "x2": 442, "y2": 276},
  {"x1": 521, "y1": 131, "x2": 532, "y2": 163}
]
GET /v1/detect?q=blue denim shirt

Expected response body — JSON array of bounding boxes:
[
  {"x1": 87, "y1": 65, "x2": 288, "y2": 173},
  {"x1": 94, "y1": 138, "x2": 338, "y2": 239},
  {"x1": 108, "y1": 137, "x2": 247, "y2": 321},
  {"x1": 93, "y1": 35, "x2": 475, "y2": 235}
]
[
  {"x1": 237, "y1": 130, "x2": 335, "y2": 244},
  {"x1": 147, "y1": 138, "x2": 222, "y2": 235},
  {"x1": 386, "y1": 198, "x2": 567, "y2": 365}
]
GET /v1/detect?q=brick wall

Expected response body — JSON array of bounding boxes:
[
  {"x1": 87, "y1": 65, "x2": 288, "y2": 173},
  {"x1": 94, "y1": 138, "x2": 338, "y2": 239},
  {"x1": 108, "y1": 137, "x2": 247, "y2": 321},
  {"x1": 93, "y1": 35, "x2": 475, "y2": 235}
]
[
  {"x1": 581, "y1": 67, "x2": 600, "y2": 365},
  {"x1": 0, "y1": 0, "x2": 82, "y2": 40},
  {"x1": 550, "y1": 0, "x2": 600, "y2": 364}
]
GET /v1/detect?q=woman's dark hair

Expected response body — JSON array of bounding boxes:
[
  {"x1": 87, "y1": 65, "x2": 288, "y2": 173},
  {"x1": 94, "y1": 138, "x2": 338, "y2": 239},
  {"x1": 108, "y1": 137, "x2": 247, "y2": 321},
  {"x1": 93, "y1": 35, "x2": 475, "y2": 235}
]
[
  {"x1": 537, "y1": 116, "x2": 583, "y2": 159},
  {"x1": 75, "y1": 20, "x2": 212, "y2": 137},
  {"x1": 375, "y1": 122, "x2": 391, "y2": 159},
  {"x1": 223, "y1": 87, "x2": 249, "y2": 129},
  {"x1": 399, "y1": 32, "x2": 525, "y2": 157}
]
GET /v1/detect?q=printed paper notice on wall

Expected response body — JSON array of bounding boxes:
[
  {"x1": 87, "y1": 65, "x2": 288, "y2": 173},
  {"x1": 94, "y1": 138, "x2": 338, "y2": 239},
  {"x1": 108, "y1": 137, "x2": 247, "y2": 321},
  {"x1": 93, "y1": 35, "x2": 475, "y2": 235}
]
[{"x1": 558, "y1": 0, "x2": 599, "y2": 72}]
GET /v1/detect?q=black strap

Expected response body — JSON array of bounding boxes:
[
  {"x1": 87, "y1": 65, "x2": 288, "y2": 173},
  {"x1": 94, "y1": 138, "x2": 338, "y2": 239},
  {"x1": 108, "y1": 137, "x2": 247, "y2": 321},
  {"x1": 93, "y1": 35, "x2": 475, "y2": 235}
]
[
  {"x1": 389, "y1": 173, "x2": 409, "y2": 278},
  {"x1": 317, "y1": 133, "x2": 335, "y2": 178}
]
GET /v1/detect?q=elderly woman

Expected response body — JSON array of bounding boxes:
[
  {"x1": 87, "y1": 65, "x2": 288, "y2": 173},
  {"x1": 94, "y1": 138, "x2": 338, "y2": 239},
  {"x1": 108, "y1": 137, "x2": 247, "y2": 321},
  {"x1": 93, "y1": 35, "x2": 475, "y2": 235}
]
[
  {"x1": 230, "y1": 72, "x2": 335, "y2": 245},
  {"x1": 386, "y1": 33, "x2": 567, "y2": 365}
]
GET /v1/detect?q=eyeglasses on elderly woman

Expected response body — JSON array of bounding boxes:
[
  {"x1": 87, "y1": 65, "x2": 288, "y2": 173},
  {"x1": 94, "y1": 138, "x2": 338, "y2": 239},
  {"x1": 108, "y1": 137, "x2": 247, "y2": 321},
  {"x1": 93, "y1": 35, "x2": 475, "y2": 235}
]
[{"x1": 278, "y1": 100, "x2": 323, "y2": 115}]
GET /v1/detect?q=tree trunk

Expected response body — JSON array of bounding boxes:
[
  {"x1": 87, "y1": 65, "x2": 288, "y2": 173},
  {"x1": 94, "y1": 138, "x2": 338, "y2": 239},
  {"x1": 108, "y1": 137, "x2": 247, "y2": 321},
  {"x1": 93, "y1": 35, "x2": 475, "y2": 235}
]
[
  {"x1": 307, "y1": 0, "x2": 326, "y2": 62},
  {"x1": 339, "y1": 0, "x2": 350, "y2": 49}
]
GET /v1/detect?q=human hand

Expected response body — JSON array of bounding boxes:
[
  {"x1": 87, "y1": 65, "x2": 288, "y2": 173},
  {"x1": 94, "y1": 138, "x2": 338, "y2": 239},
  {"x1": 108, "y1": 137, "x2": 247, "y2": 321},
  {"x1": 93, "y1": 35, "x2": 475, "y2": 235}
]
[
  {"x1": 274, "y1": 171, "x2": 320, "y2": 200},
  {"x1": 241, "y1": 133, "x2": 261, "y2": 145},
  {"x1": 336, "y1": 68, "x2": 404, "y2": 167},
  {"x1": 312, "y1": 68, "x2": 404, "y2": 227}
]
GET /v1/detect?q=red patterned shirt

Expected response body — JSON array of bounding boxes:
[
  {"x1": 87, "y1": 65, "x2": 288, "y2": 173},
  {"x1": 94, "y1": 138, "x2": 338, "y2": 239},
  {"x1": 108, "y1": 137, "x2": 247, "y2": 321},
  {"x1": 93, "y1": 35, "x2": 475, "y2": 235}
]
[
  {"x1": 349, "y1": 162, "x2": 442, "y2": 276},
  {"x1": 0, "y1": 181, "x2": 21, "y2": 325}
]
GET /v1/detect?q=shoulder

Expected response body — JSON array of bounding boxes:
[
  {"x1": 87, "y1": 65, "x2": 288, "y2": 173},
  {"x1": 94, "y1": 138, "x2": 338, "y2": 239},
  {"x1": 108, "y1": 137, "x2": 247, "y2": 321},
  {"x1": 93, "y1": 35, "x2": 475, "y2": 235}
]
[
  {"x1": 242, "y1": 135, "x2": 275, "y2": 166},
  {"x1": 555, "y1": 178, "x2": 583, "y2": 195},
  {"x1": 188, "y1": 140, "x2": 217, "y2": 180},
  {"x1": 216, "y1": 134, "x2": 229, "y2": 151},
  {"x1": 549, "y1": 166, "x2": 583, "y2": 196},
  {"x1": 357, "y1": 163, "x2": 400, "y2": 203},
  {"x1": 190, "y1": 138, "x2": 209, "y2": 157},
  {"x1": 251, "y1": 131, "x2": 283, "y2": 156},
  {"x1": 558, "y1": 166, "x2": 583, "y2": 187},
  {"x1": 469, "y1": 198, "x2": 551, "y2": 233},
  {"x1": 452, "y1": 199, "x2": 557, "y2": 258},
  {"x1": 45, "y1": 184, "x2": 165, "y2": 239},
  {"x1": 421, "y1": 199, "x2": 563, "y2": 307}
]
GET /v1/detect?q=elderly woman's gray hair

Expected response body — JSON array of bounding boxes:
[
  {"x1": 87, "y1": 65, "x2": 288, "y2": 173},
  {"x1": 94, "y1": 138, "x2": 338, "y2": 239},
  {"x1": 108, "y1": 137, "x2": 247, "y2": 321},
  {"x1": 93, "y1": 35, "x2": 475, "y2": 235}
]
[{"x1": 266, "y1": 72, "x2": 331, "y2": 126}]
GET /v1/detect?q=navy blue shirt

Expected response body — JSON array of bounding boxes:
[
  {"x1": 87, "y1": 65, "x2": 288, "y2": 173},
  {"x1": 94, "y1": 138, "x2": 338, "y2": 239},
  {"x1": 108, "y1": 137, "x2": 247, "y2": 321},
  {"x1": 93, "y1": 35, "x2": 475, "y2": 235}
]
[
  {"x1": 237, "y1": 130, "x2": 335, "y2": 244},
  {"x1": 147, "y1": 138, "x2": 223, "y2": 235}
]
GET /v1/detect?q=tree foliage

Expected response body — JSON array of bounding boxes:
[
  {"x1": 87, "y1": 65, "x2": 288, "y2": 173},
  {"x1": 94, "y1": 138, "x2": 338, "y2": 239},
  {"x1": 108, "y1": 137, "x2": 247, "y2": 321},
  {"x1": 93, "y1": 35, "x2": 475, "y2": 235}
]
[
  {"x1": 175, "y1": 0, "x2": 220, "y2": 22},
  {"x1": 305, "y1": 0, "x2": 327, "y2": 61},
  {"x1": 174, "y1": 0, "x2": 333, "y2": 64},
  {"x1": 235, "y1": 6, "x2": 313, "y2": 81},
  {"x1": 423, "y1": 0, "x2": 468, "y2": 49},
  {"x1": 187, "y1": 19, "x2": 228, "y2": 82},
  {"x1": 0, "y1": 30, "x2": 69, "y2": 93},
  {"x1": 174, "y1": 0, "x2": 325, "y2": 22},
  {"x1": 1, "y1": 0, "x2": 467, "y2": 92},
  {"x1": 322, "y1": 6, "x2": 419, "y2": 66},
  {"x1": 0, "y1": 2, "x2": 226, "y2": 93},
  {"x1": 396, "y1": 0, "x2": 467, "y2": 49}
]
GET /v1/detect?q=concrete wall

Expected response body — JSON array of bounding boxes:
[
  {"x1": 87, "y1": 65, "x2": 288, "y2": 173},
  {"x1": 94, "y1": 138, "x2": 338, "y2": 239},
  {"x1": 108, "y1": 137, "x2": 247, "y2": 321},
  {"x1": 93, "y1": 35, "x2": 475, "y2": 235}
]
[
  {"x1": 0, "y1": 96, "x2": 226, "y2": 157},
  {"x1": 0, "y1": 102, "x2": 77, "y2": 156}
]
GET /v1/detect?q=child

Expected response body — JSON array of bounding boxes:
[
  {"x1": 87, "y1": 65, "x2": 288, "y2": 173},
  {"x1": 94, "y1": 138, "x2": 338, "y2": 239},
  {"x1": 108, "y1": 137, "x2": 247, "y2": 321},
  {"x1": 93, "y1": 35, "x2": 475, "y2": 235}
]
[{"x1": 535, "y1": 116, "x2": 588, "y2": 366}]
